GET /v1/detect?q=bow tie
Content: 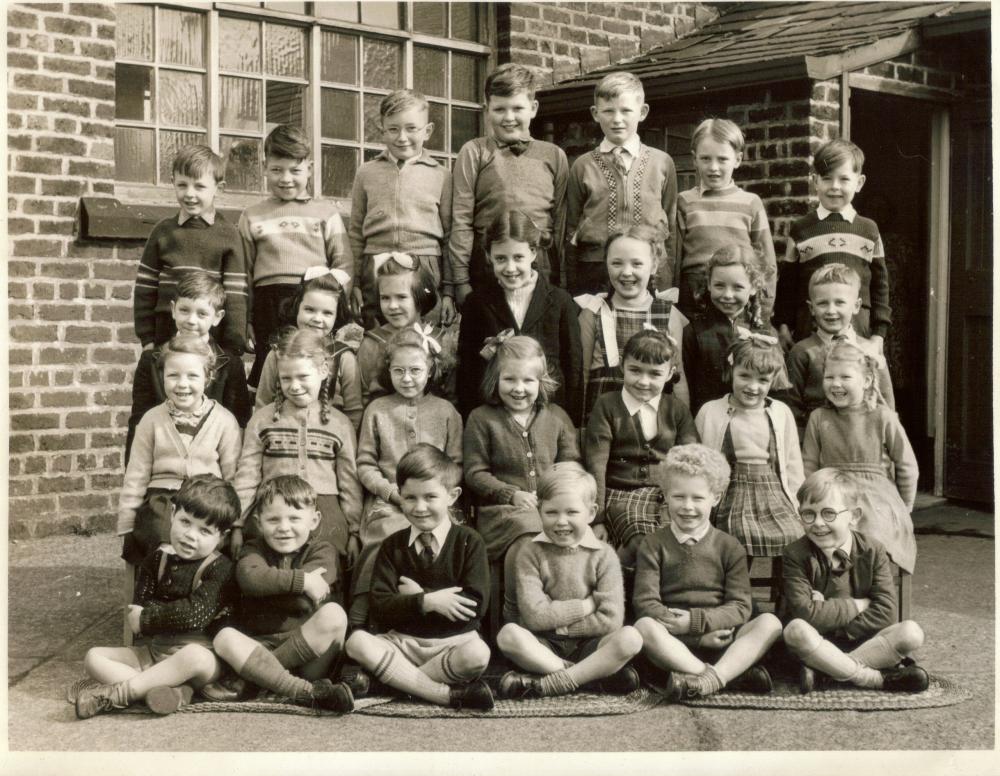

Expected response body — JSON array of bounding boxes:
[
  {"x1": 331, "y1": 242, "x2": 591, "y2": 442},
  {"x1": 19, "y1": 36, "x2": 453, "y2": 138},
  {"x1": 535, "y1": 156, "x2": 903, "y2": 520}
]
[{"x1": 502, "y1": 140, "x2": 529, "y2": 156}]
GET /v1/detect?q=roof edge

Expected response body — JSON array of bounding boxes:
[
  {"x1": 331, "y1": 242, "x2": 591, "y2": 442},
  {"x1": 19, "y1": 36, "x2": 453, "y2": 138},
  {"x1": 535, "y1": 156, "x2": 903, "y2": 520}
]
[{"x1": 804, "y1": 29, "x2": 920, "y2": 80}]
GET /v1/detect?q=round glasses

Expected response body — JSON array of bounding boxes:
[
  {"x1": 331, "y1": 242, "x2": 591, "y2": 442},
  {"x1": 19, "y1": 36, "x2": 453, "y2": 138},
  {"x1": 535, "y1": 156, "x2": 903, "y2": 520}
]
[
  {"x1": 389, "y1": 366, "x2": 426, "y2": 379},
  {"x1": 799, "y1": 507, "x2": 851, "y2": 525}
]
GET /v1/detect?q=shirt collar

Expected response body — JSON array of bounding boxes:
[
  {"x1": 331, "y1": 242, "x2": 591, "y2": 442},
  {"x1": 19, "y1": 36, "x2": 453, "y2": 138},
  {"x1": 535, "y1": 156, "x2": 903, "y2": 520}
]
[
  {"x1": 532, "y1": 526, "x2": 603, "y2": 550},
  {"x1": 670, "y1": 520, "x2": 712, "y2": 545},
  {"x1": 621, "y1": 388, "x2": 661, "y2": 417},
  {"x1": 817, "y1": 204, "x2": 857, "y2": 222},
  {"x1": 377, "y1": 148, "x2": 438, "y2": 167},
  {"x1": 599, "y1": 135, "x2": 641, "y2": 158},
  {"x1": 178, "y1": 209, "x2": 216, "y2": 226},
  {"x1": 815, "y1": 326, "x2": 857, "y2": 345},
  {"x1": 819, "y1": 531, "x2": 854, "y2": 566},
  {"x1": 408, "y1": 518, "x2": 452, "y2": 550}
]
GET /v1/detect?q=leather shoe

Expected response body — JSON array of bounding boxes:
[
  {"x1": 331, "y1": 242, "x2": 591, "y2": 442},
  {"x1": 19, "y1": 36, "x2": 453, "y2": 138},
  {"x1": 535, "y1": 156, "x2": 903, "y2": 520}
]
[
  {"x1": 729, "y1": 665, "x2": 773, "y2": 694},
  {"x1": 449, "y1": 678, "x2": 495, "y2": 710},
  {"x1": 799, "y1": 665, "x2": 816, "y2": 694},
  {"x1": 497, "y1": 670, "x2": 541, "y2": 701},
  {"x1": 881, "y1": 664, "x2": 929, "y2": 693}
]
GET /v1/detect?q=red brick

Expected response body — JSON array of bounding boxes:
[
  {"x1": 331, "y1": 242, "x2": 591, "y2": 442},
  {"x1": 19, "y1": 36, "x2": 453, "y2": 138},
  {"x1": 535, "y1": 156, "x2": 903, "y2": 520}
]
[
  {"x1": 90, "y1": 431, "x2": 124, "y2": 448},
  {"x1": 59, "y1": 282, "x2": 80, "y2": 300},
  {"x1": 56, "y1": 201, "x2": 80, "y2": 217},
  {"x1": 53, "y1": 118, "x2": 78, "y2": 133},
  {"x1": 83, "y1": 283, "x2": 107, "y2": 300},
  {"x1": 101, "y1": 452, "x2": 122, "y2": 469},
  {"x1": 10, "y1": 435, "x2": 36, "y2": 454},
  {"x1": 92, "y1": 182, "x2": 114, "y2": 195},
  {"x1": 39, "y1": 260, "x2": 89, "y2": 278},
  {"x1": 23, "y1": 32, "x2": 53, "y2": 53},
  {"x1": 65, "y1": 411, "x2": 112, "y2": 429},
  {"x1": 10, "y1": 393, "x2": 35, "y2": 410},
  {"x1": 59, "y1": 493, "x2": 111, "y2": 512},
  {"x1": 116, "y1": 326, "x2": 140, "y2": 345},
  {"x1": 40, "y1": 346, "x2": 88, "y2": 364},
  {"x1": 39, "y1": 432, "x2": 86, "y2": 452},
  {"x1": 80, "y1": 41, "x2": 114, "y2": 59},
  {"x1": 96, "y1": 22, "x2": 114, "y2": 40},
  {"x1": 110, "y1": 284, "x2": 132, "y2": 300},
  {"x1": 43, "y1": 56, "x2": 92, "y2": 76},
  {"x1": 15, "y1": 155, "x2": 62, "y2": 175},
  {"x1": 9, "y1": 218, "x2": 35, "y2": 236},
  {"x1": 54, "y1": 37, "x2": 77, "y2": 55},
  {"x1": 69, "y1": 3, "x2": 115, "y2": 20},
  {"x1": 24, "y1": 456, "x2": 47, "y2": 475},
  {"x1": 10, "y1": 412, "x2": 60, "y2": 431},
  {"x1": 81, "y1": 121, "x2": 114, "y2": 138},
  {"x1": 38, "y1": 220, "x2": 74, "y2": 236},
  {"x1": 8, "y1": 497, "x2": 57, "y2": 522},
  {"x1": 26, "y1": 114, "x2": 51, "y2": 131},
  {"x1": 37, "y1": 303, "x2": 85, "y2": 321},
  {"x1": 40, "y1": 391, "x2": 89, "y2": 408},
  {"x1": 43, "y1": 16, "x2": 92, "y2": 36},
  {"x1": 8, "y1": 8, "x2": 39, "y2": 29},
  {"x1": 9, "y1": 175, "x2": 36, "y2": 194},
  {"x1": 13, "y1": 72, "x2": 65, "y2": 93},
  {"x1": 94, "y1": 387, "x2": 132, "y2": 405},
  {"x1": 541, "y1": 6, "x2": 572, "y2": 24},
  {"x1": 42, "y1": 96, "x2": 91, "y2": 116},
  {"x1": 91, "y1": 473, "x2": 124, "y2": 490},
  {"x1": 91, "y1": 306, "x2": 133, "y2": 323},
  {"x1": 27, "y1": 370, "x2": 51, "y2": 387},
  {"x1": 9, "y1": 52, "x2": 39, "y2": 69},
  {"x1": 67, "y1": 160, "x2": 113, "y2": 177},
  {"x1": 10, "y1": 481, "x2": 36, "y2": 500},
  {"x1": 24, "y1": 199, "x2": 55, "y2": 215},
  {"x1": 105, "y1": 367, "x2": 130, "y2": 383},
  {"x1": 65, "y1": 324, "x2": 111, "y2": 344},
  {"x1": 75, "y1": 452, "x2": 99, "y2": 470},
  {"x1": 50, "y1": 454, "x2": 75, "y2": 474},
  {"x1": 91, "y1": 347, "x2": 136, "y2": 364},
  {"x1": 32, "y1": 282, "x2": 55, "y2": 300},
  {"x1": 13, "y1": 238, "x2": 65, "y2": 257},
  {"x1": 68, "y1": 78, "x2": 114, "y2": 100},
  {"x1": 37, "y1": 135, "x2": 88, "y2": 156},
  {"x1": 10, "y1": 348, "x2": 34, "y2": 367},
  {"x1": 37, "y1": 475, "x2": 88, "y2": 494},
  {"x1": 10, "y1": 372, "x2": 24, "y2": 388},
  {"x1": 511, "y1": 3, "x2": 541, "y2": 19},
  {"x1": 92, "y1": 261, "x2": 137, "y2": 280},
  {"x1": 54, "y1": 371, "x2": 76, "y2": 387},
  {"x1": 11, "y1": 324, "x2": 59, "y2": 342},
  {"x1": 8, "y1": 135, "x2": 31, "y2": 151}
]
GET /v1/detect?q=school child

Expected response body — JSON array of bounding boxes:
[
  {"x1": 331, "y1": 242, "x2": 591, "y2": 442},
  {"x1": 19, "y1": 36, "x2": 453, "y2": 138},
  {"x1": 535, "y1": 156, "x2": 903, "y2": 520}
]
[
  {"x1": 239, "y1": 124, "x2": 353, "y2": 389},
  {"x1": 456, "y1": 210, "x2": 583, "y2": 423},
  {"x1": 213, "y1": 475, "x2": 356, "y2": 712},
  {"x1": 464, "y1": 335, "x2": 580, "y2": 571},
  {"x1": 133, "y1": 145, "x2": 248, "y2": 354},
  {"x1": 781, "y1": 468, "x2": 928, "y2": 693},
  {"x1": 634, "y1": 444, "x2": 782, "y2": 699},
  {"x1": 127, "y1": 271, "x2": 251, "y2": 464},
  {"x1": 253, "y1": 268, "x2": 363, "y2": 431},
  {"x1": 231, "y1": 327, "x2": 362, "y2": 571},
  {"x1": 801, "y1": 341, "x2": 917, "y2": 574},
  {"x1": 695, "y1": 334, "x2": 804, "y2": 560},
  {"x1": 683, "y1": 244, "x2": 788, "y2": 416},
  {"x1": 584, "y1": 330, "x2": 699, "y2": 567},
  {"x1": 497, "y1": 462, "x2": 643, "y2": 699},
  {"x1": 349, "y1": 89, "x2": 452, "y2": 329},
  {"x1": 346, "y1": 445, "x2": 495, "y2": 711},
  {"x1": 351, "y1": 326, "x2": 464, "y2": 626},
  {"x1": 76, "y1": 476, "x2": 239, "y2": 718},
  {"x1": 674, "y1": 119, "x2": 776, "y2": 321},
  {"x1": 577, "y1": 225, "x2": 690, "y2": 419},
  {"x1": 447, "y1": 63, "x2": 568, "y2": 307},
  {"x1": 118, "y1": 335, "x2": 242, "y2": 567},
  {"x1": 785, "y1": 263, "x2": 895, "y2": 434},
  {"x1": 775, "y1": 139, "x2": 891, "y2": 348},
  {"x1": 565, "y1": 72, "x2": 677, "y2": 295}
]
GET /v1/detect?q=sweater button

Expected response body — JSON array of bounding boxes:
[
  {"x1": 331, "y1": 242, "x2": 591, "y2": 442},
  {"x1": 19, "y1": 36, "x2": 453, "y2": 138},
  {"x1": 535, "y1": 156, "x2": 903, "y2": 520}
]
[
  {"x1": 526, "y1": 451, "x2": 533, "y2": 458},
  {"x1": 529, "y1": 470, "x2": 536, "y2": 477},
  {"x1": 522, "y1": 431, "x2": 528, "y2": 438}
]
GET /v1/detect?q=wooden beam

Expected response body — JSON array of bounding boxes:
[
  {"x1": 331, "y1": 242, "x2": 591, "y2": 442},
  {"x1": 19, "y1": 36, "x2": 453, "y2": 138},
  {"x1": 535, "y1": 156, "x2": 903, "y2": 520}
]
[
  {"x1": 804, "y1": 30, "x2": 919, "y2": 81},
  {"x1": 847, "y1": 72, "x2": 960, "y2": 102},
  {"x1": 840, "y1": 71, "x2": 851, "y2": 139}
]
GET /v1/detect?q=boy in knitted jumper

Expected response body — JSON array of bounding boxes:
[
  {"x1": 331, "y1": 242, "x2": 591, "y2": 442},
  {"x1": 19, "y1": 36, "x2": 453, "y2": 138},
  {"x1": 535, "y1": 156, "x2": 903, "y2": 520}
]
[
  {"x1": 497, "y1": 462, "x2": 643, "y2": 699},
  {"x1": 634, "y1": 444, "x2": 781, "y2": 699}
]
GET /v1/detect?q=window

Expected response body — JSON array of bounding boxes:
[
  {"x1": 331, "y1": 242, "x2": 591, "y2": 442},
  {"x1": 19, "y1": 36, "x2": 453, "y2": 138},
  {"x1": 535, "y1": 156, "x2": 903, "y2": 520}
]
[{"x1": 114, "y1": 2, "x2": 492, "y2": 198}]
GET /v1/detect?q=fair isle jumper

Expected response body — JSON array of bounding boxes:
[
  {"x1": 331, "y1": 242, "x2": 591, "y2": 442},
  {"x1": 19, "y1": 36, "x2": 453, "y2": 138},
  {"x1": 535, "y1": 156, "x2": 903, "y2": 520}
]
[{"x1": 134, "y1": 547, "x2": 234, "y2": 637}]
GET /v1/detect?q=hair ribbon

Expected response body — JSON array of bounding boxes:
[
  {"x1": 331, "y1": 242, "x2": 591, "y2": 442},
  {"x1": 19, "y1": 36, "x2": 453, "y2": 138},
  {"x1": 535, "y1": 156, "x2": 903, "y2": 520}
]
[
  {"x1": 479, "y1": 328, "x2": 515, "y2": 361},
  {"x1": 412, "y1": 322, "x2": 441, "y2": 355},
  {"x1": 373, "y1": 252, "x2": 416, "y2": 274},
  {"x1": 303, "y1": 265, "x2": 351, "y2": 289},
  {"x1": 735, "y1": 326, "x2": 778, "y2": 346}
]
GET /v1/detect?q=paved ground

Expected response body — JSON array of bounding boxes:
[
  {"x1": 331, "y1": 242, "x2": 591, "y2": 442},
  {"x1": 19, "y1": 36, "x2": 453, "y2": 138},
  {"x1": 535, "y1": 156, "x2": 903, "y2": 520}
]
[{"x1": 6, "y1": 503, "x2": 995, "y2": 762}]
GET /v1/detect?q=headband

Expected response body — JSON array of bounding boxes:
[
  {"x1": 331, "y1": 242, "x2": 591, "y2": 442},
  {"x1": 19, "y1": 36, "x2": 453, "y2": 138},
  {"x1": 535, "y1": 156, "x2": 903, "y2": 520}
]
[
  {"x1": 727, "y1": 326, "x2": 779, "y2": 364},
  {"x1": 303, "y1": 265, "x2": 351, "y2": 289},
  {"x1": 373, "y1": 252, "x2": 416, "y2": 275}
]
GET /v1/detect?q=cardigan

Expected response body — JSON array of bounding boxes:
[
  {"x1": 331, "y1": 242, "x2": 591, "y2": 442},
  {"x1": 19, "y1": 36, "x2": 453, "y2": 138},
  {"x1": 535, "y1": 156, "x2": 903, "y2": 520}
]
[
  {"x1": 584, "y1": 391, "x2": 698, "y2": 517},
  {"x1": 779, "y1": 530, "x2": 897, "y2": 641},
  {"x1": 633, "y1": 525, "x2": 752, "y2": 636},
  {"x1": 117, "y1": 401, "x2": 241, "y2": 535},
  {"x1": 695, "y1": 395, "x2": 804, "y2": 506},
  {"x1": 134, "y1": 547, "x2": 234, "y2": 637},
  {"x1": 232, "y1": 402, "x2": 362, "y2": 528},
  {"x1": 456, "y1": 274, "x2": 583, "y2": 423}
]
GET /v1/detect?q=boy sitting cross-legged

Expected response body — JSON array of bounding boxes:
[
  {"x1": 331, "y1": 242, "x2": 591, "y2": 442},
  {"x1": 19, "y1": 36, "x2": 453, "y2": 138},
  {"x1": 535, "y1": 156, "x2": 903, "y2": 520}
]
[
  {"x1": 346, "y1": 444, "x2": 495, "y2": 711},
  {"x1": 212, "y1": 475, "x2": 355, "y2": 713},
  {"x1": 497, "y1": 462, "x2": 643, "y2": 699},
  {"x1": 634, "y1": 444, "x2": 781, "y2": 699},
  {"x1": 781, "y1": 468, "x2": 928, "y2": 693}
]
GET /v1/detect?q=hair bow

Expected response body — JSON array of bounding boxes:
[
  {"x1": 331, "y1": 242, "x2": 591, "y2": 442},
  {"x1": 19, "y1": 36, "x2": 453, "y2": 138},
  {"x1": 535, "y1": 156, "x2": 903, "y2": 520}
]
[
  {"x1": 412, "y1": 322, "x2": 441, "y2": 355},
  {"x1": 479, "y1": 328, "x2": 515, "y2": 361},
  {"x1": 735, "y1": 326, "x2": 778, "y2": 346},
  {"x1": 373, "y1": 252, "x2": 416, "y2": 275},
  {"x1": 303, "y1": 266, "x2": 351, "y2": 289}
]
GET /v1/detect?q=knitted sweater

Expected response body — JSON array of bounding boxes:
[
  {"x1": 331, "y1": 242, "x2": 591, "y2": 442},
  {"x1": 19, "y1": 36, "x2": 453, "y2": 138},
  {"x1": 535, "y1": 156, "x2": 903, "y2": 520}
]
[
  {"x1": 238, "y1": 196, "x2": 353, "y2": 289},
  {"x1": 133, "y1": 213, "x2": 248, "y2": 351},
  {"x1": 118, "y1": 402, "x2": 241, "y2": 535},
  {"x1": 633, "y1": 525, "x2": 752, "y2": 635},
  {"x1": 134, "y1": 547, "x2": 234, "y2": 637},
  {"x1": 371, "y1": 523, "x2": 489, "y2": 638},
  {"x1": 505, "y1": 538, "x2": 624, "y2": 638}
]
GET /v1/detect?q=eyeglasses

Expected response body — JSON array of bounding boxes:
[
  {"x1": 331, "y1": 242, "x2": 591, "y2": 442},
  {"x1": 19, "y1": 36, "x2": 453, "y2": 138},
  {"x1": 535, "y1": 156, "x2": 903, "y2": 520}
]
[
  {"x1": 382, "y1": 125, "x2": 428, "y2": 137},
  {"x1": 389, "y1": 366, "x2": 426, "y2": 379},
  {"x1": 799, "y1": 507, "x2": 851, "y2": 525}
]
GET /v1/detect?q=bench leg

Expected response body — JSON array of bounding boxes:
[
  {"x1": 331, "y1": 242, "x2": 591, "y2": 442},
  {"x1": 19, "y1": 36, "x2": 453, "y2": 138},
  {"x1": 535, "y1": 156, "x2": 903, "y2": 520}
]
[
  {"x1": 898, "y1": 570, "x2": 912, "y2": 622},
  {"x1": 122, "y1": 562, "x2": 135, "y2": 647}
]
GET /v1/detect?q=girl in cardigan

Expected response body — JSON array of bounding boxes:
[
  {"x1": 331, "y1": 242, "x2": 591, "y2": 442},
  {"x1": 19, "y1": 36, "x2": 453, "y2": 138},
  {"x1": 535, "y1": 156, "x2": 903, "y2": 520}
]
[
  {"x1": 695, "y1": 333, "x2": 804, "y2": 561},
  {"x1": 118, "y1": 334, "x2": 241, "y2": 567},
  {"x1": 232, "y1": 327, "x2": 362, "y2": 576},
  {"x1": 802, "y1": 341, "x2": 917, "y2": 573},
  {"x1": 350, "y1": 325, "x2": 464, "y2": 626},
  {"x1": 254, "y1": 268, "x2": 363, "y2": 432},
  {"x1": 576, "y1": 224, "x2": 690, "y2": 425}
]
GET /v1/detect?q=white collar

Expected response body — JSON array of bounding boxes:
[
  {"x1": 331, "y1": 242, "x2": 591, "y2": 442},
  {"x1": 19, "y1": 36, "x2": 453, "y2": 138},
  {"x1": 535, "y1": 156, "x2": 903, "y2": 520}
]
[
  {"x1": 670, "y1": 520, "x2": 712, "y2": 545},
  {"x1": 408, "y1": 519, "x2": 452, "y2": 550},
  {"x1": 599, "y1": 135, "x2": 641, "y2": 158},
  {"x1": 532, "y1": 526, "x2": 603, "y2": 550},
  {"x1": 621, "y1": 389, "x2": 661, "y2": 417},
  {"x1": 817, "y1": 204, "x2": 857, "y2": 223},
  {"x1": 815, "y1": 326, "x2": 857, "y2": 345},
  {"x1": 178, "y1": 209, "x2": 216, "y2": 225}
]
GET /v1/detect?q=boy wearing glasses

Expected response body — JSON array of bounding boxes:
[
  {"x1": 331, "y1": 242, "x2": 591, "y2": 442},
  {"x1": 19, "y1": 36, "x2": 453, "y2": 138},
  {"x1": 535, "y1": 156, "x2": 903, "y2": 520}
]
[
  {"x1": 349, "y1": 89, "x2": 452, "y2": 328},
  {"x1": 781, "y1": 468, "x2": 928, "y2": 693}
]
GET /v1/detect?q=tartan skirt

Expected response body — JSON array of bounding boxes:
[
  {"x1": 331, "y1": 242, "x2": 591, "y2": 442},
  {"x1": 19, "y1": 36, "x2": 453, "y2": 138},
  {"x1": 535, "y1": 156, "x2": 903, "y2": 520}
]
[
  {"x1": 712, "y1": 463, "x2": 803, "y2": 557},
  {"x1": 604, "y1": 486, "x2": 665, "y2": 547}
]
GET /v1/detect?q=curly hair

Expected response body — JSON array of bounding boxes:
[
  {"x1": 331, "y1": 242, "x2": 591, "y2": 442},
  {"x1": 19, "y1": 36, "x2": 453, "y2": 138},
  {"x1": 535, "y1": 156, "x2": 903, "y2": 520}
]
[
  {"x1": 480, "y1": 335, "x2": 559, "y2": 407},
  {"x1": 821, "y1": 341, "x2": 885, "y2": 410},
  {"x1": 378, "y1": 326, "x2": 438, "y2": 396},
  {"x1": 157, "y1": 333, "x2": 218, "y2": 383},
  {"x1": 270, "y1": 326, "x2": 335, "y2": 423},
  {"x1": 658, "y1": 443, "x2": 731, "y2": 497},
  {"x1": 701, "y1": 244, "x2": 769, "y2": 328}
]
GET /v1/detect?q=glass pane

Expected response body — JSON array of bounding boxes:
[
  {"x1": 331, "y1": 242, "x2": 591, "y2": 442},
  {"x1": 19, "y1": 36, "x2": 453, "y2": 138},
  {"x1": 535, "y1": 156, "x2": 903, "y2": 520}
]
[
  {"x1": 362, "y1": 38, "x2": 402, "y2": 90},
  {"x1": 320, "y1": 89, "x2": 358, "y2": 141},
  {"x1": 425, "y1": 101, "x2": 446, "y2": 152},
  {"x1": 220, "y1": 135, "x2": 263, "y2": 192},
  {"x1": 321, "y1": 30, "x2": 358, "y2": 84},
  {"x1": 451, "y1": 106, "x2": 480, "y2": 154},
  {"x1": 159, "y1": 70, "x2": 205, "y2": 127},
  {"x1": 265, "y1": 23, "x2": 307, "y2": 78},
  {"x1": 314, "y1": 1, "x2": 357, "y2": 22},
  {"x1": 115, "y1": 64, "x2": 154, "y2": 121},
  {"x1": 220, "y1": 77, "x2": 261, "y2": 132},
  {"x1": 114, "y1": 127, "x2": 155, "y2": 183},
  {"x1": 412, "y1": 2, "x2": 447, "y2": 36},
  {"x1": 361, "y1": 1, "x2": 402, "y2": 29},
  {"x1": 266, "y1": 81, "x2": 306, "y2": 128},
  {"x1": 219, "y1": 17, "x2": 260, "y2": 73},
  {"x1": 116, "y1": 4, "x2": 153, "y2": 62},
  {"x1": 413, "y1": 46, "x2": 446, "y2": 98},
  {"x1": 451, "y1": 3, "x2": 480, "y2": 42},
  {"x1": 159, "y1": 8, "x2": 205, "y2": 67},
  {"x1": 264, "y1": 1, "x2": 306, "y2": 11},
  {"x1": 431, "y1": 155, "x2": 449, "y2": 168},
  {"x1": 363, "y1": 148, "x2": 382, "y2": 163},
  {"x1": 451, "y1": 53, "x2": 481, "y2": 103},
  {"x1": 363, "y1": 93, "x2": 384, "y2": 144},
  {"x1": 321, "y1": 145, "x2": 358, "y2": 199},
  {"x1": 159, "y1": 131, "x2": 206, "y2": 184}
]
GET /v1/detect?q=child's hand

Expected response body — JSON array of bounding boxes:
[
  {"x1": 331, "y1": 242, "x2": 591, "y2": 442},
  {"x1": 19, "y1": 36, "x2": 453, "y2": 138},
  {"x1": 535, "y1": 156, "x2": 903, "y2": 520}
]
[
  {"x1": 350, "y1": 286, "x2": 363, "y2": 318},
  {"x1": 397, "y1": 576, "x2": 424, "y2": 595},
  {"x1": 303, "y1": 567, "x2": 330, "y2": 605},
  {"x1": 346, "y1": 535, "x2": 361, "y2": 568},
  {"x1": 388, "y1": 490, "x2": 404, "y2": 509},
  {"x1": 592, "y1": 524, "x2": 609, "y2": 542},
  {"x1": 777, "y1": 324, "x2": 794, "y2": 352},
  {"x1": 142, "y1": 342, "x2": 154, "y2": 352},
  {"x1": 869, "y1": 334, "x2": 884, "y2": 354},
  {"x1": 440, "y1": 297, "x2": 457, "y2": 327},
  {"x1": 511, "y1": 491, "x2": 538, "y2": 510},
  {"x1": 665, "y1": 607, "x2": 692, "y2": 635},
  {"x1": 422, "y1": 587, "x2": 477, "y2": 621},
  {"x1": 228, "y1": 527, "x2": 243, "y2": 560},
  {"x1": 126, "y1": 605, "x2": 143, "y2": 635},
  {"x1": 811, "y1": 589, "x2": 825, "y2": 602},
  {"x1": 698, "y1": 629, "x2": 734, "y2": 649},
  {"x1": 582, "y1": 596, "x2": 597, "y2": 616},
  {"x1": 853, "y1": 597, "x2": 871, "y2": 614},
  {"x1": 245, "y1": 325, "x2": 255, "y2": 354},
  {"x1": 455, "y1": 283, "x2": 472, "y2": 307}
]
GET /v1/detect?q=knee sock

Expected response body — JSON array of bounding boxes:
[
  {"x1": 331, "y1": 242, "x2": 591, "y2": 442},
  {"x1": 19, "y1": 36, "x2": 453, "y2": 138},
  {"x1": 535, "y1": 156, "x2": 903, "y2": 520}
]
[
  {"x1": 239, "y1": 645, "x2": 313, "y2": 702},
  {"x1": 540, "y1": 669, "x2": 578, "y2": 697},
  {"x1": 420, "y1": 649, "x2": 463, "y2": 685},
  {"x1": 849, "y1": 634, "x2": 905, "y2": 671},
  {"x1": 112, "y1": 681, "x2": 134, "y2": 708},
  {"x1": 271, "y1": 627, "x2": 319, "y2": 670},
  {"x1": 373, "y1": 645, "x2": 450, "y2": 706},
  {"x1": 802, "y1": 638, "x2": 883, "y2": 688}
]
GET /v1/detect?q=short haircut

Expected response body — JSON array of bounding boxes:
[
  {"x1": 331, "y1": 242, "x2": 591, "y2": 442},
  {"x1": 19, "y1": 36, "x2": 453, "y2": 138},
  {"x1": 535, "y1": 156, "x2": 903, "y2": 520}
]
[
  {"x1": 594, "y1": 71, "x2": 645, "y2": 103},
  {"x1": 724, "y1": 335, "x2": 784, "y2": 382},
  {"x1": 808, "y1": 262, "x2": 862, "y2": 294},
  {"x1": 264, "y1": 124, "x2": 311, "y2": 161},
  {"x1": 486, "y1": 210, "x2": 542, "y2": 251},
  {"x1": 796, "y1": 467, "x2": 860, "y2": 508},
  {"x1": 537, "y1": 461, "x2": 597, "y2": 507},
  {"x1": 158, "y1": 333, "x2": 217, "y2": 381},
  {"x1": 281, "y1": 270, "x2": 350, "y2": 330},
  {"x1": 375, "y1": 255, "x2": 438, "y2": 318},
  {"x1": 172, "y1": 144, "x2": 225, "y2": 183},
  {"x1": 251, "y1": 474, "x2": 318, "y2": 521},
  {"x1": 480, "y1": 334, "x2": 559, "y2": 407},
  {"x1": 485, "y1": 62, "x2": 536, "y2": 101},
  {"x1": 174, "y1": 270, "x2": 225, "y2": 312},
  {"x1": 380, "y1": 89, "x2": 429, "y2": 121},
  {"x1": 396, "y1": 443, "x2": 462, "y2": 490},
  {"x1": 691, "y1": 118, "x2": 745, "y2": 154},
  {"x1": 172, "y1": 474, "x2": 240, "y2": 532},
  {"x1": 379, "y1": 325, "x2": 438, "y2": 394},
  {"x1": 622, "y1": 329, "x2": 677, "y2": 366},
  {"x1": 813, "y1": 138, "x2": 865, "y2": 175},
  {"x1": 659, "y1": 443, "x2": 731, "y2": 497}
]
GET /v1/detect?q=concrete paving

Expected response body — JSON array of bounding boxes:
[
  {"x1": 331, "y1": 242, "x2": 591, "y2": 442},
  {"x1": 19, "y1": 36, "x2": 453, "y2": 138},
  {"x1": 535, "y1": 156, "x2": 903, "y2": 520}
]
[{"x1": 7, "y1": 503, "x2": 995, "y2": 755}]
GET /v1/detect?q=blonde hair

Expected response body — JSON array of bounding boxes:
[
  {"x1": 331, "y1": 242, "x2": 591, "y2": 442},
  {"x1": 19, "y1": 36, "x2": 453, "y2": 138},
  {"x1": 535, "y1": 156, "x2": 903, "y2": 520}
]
[
  {"x1": 808, "y1": 262, "x2": 862, "y2": 294},
  {"x1": 480, "y1": 335, "x2": 558, "y2": 407},
  {"x1": 594, "y1": 72, "x2": 644, "y2": 103},
  {"x1": 724, "y1": 336, "x2": 784, "y2": 383},
  {"x1": 658, "y1": 443, "x2": 731, "y2": 497},
  {"x1": 822, "y1": 341, "x2": 885, "y2": 410},
  {"x1": 691, "y1": 118, "x2": 745, "y2": 154},
  {"x1": 270, "y1": 327, "x2": 335, "y2": 423},
  {"x1": 796, "y1": 468, "x2": 860, "y2": 507},
  {"x1": 702, "y1": 244, "x2": 768, "y2": 328},
  {"x1": 158, "y1": 333, "x2": 217, "y2": 383},
  {"x1": 538, "y1": 461, "x2": 597, "y2": 507}
]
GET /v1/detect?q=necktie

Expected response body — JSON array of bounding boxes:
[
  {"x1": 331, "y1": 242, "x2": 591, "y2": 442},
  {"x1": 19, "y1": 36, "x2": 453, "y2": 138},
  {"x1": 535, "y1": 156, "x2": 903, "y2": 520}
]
[
  {"x1": 833, "y1": 548, "x2": 852, "y2": 571},
  {"x1": 418, "y1": 532, "x2": 435, "y2": 566},
  {"x1": 397, "y1": 158, "x2": 406, "y2": 170},
  {"x1": 826, "y1": 212, "x2": 845, "y2": 222},
  {"x1": 613, "y1": 146, "x2": 628, "y2": 176},
  {"x1": 685, "y1": 538, "x2": 697, "y2": 546},
  {"x1": 504, "y1": 140, "x2": 529, "y2": 156}
]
